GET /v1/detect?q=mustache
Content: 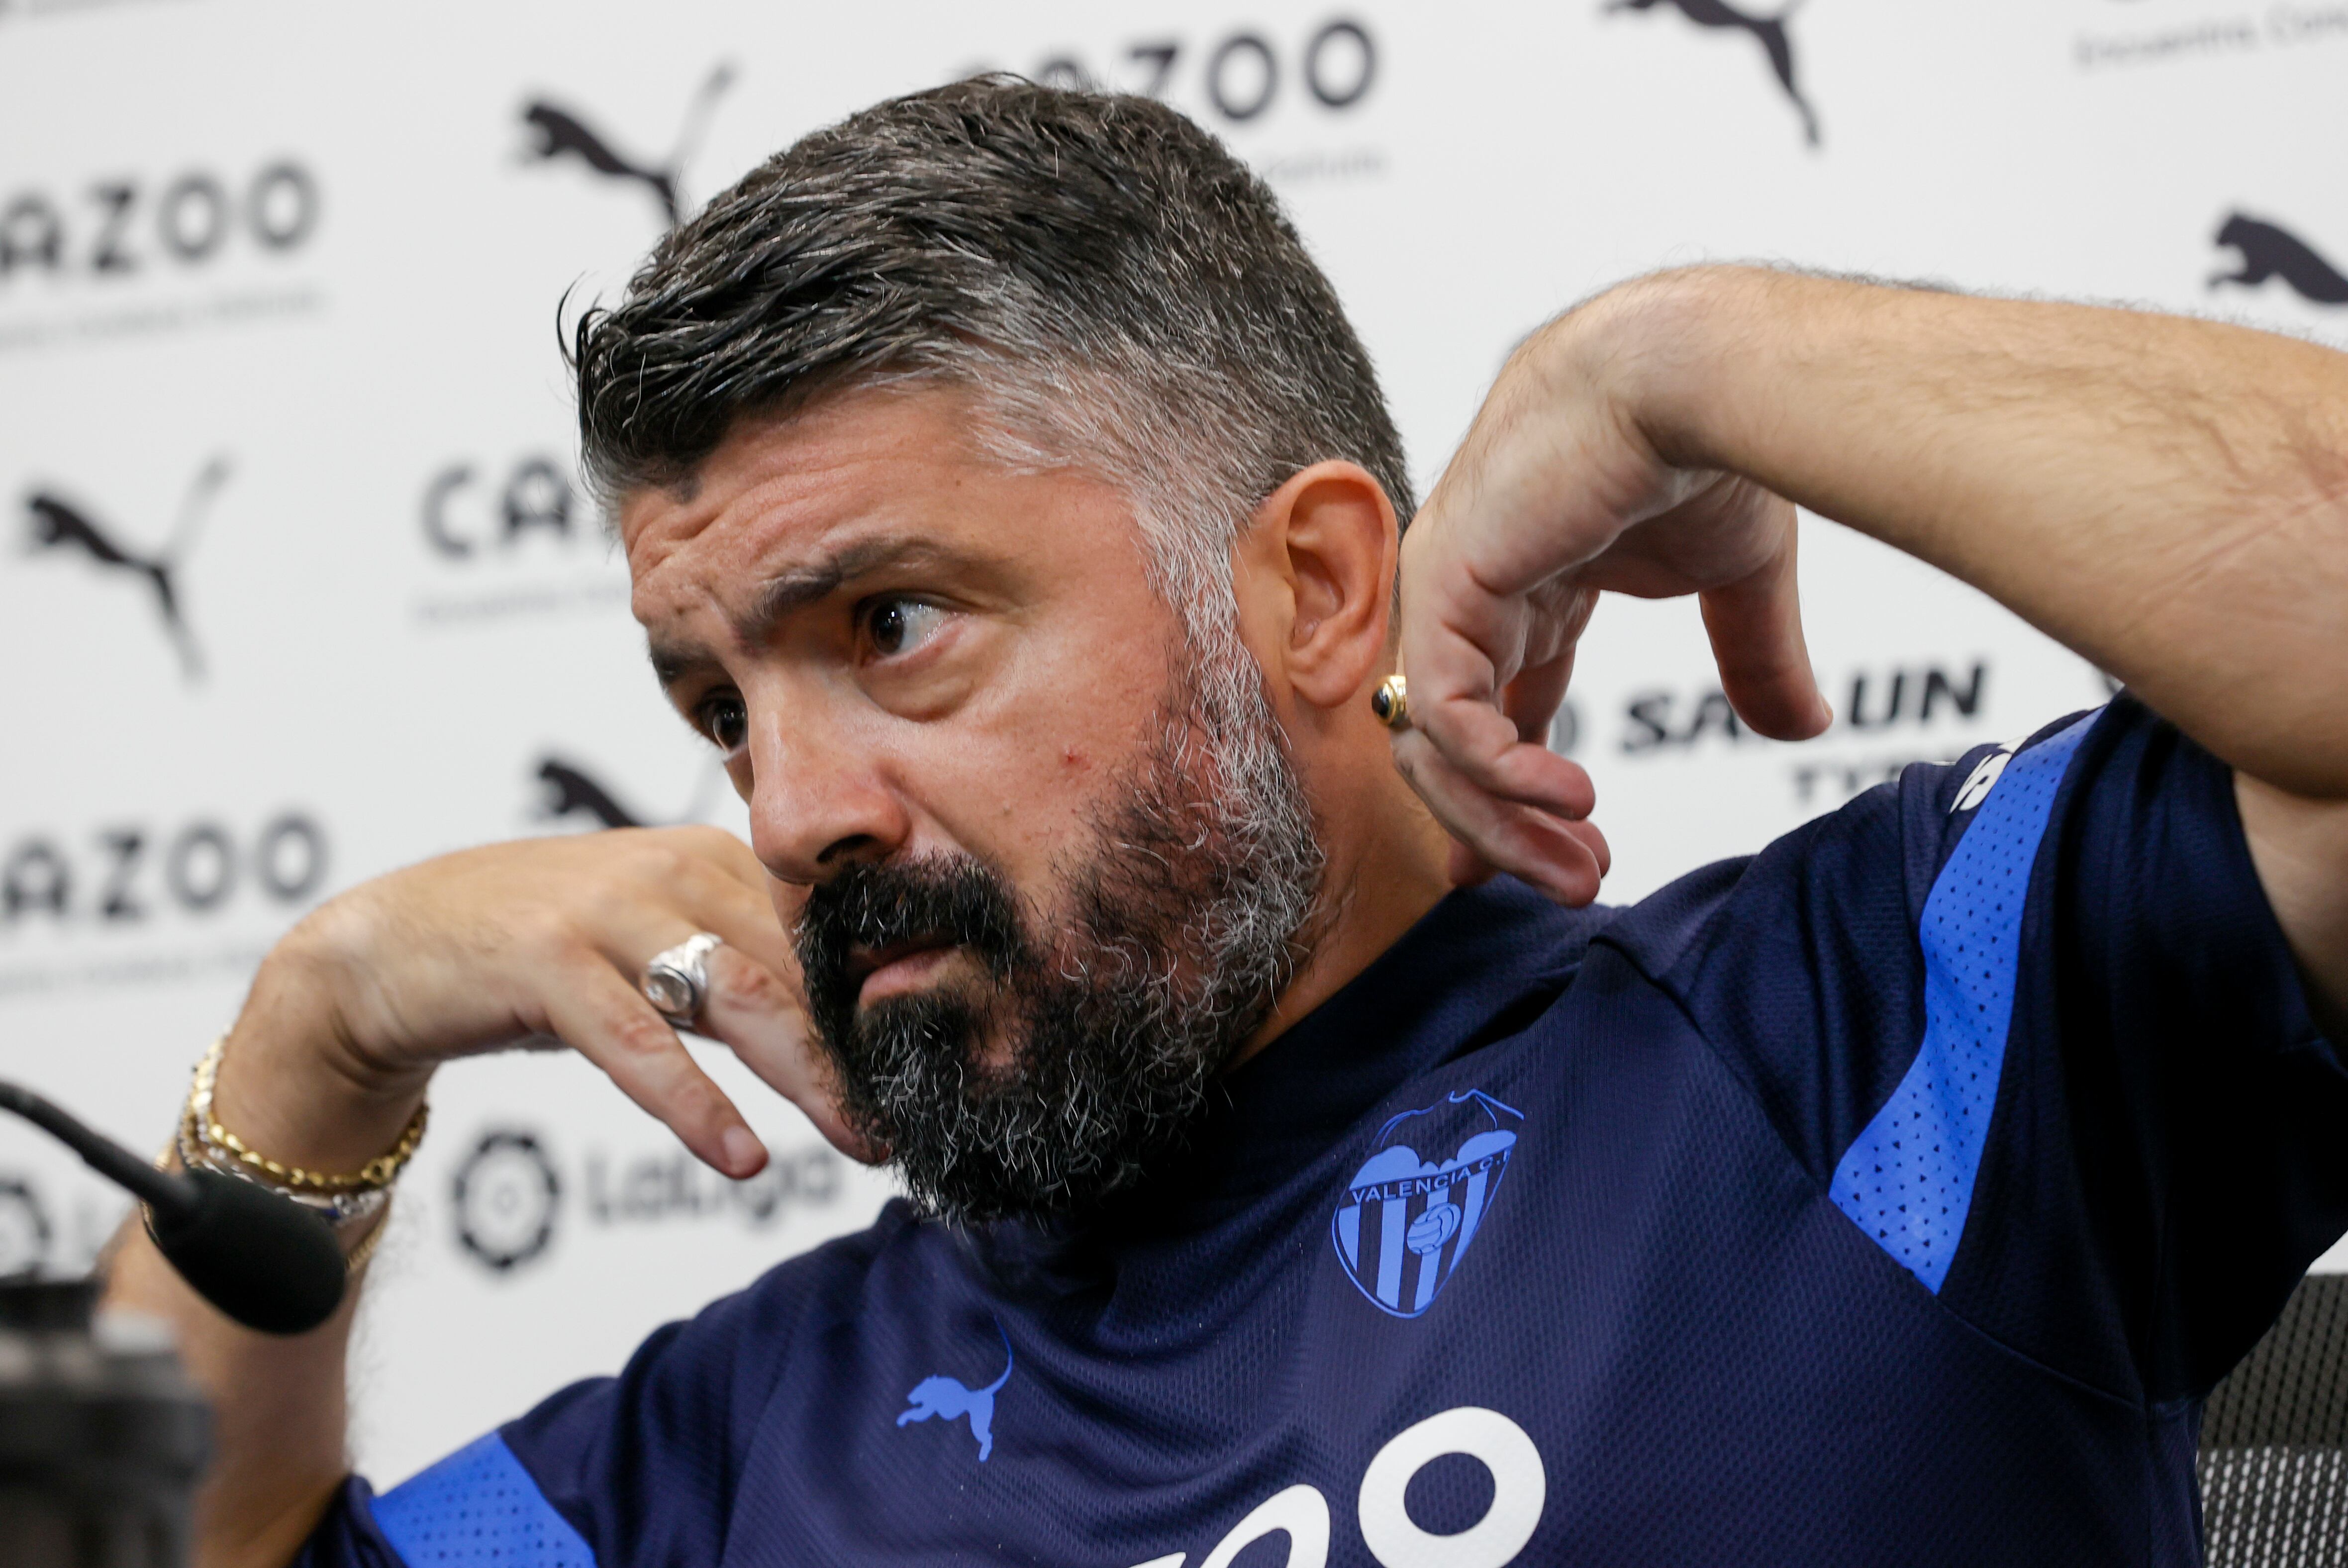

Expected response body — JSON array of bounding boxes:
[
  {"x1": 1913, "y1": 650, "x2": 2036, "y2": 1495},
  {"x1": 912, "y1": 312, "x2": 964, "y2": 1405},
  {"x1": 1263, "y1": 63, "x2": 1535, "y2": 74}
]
[
  {"x1": 784, "y1": 657, "x2": 1325, "y2": 1223},
  {"x1": 794, "y1": 854, "x2": 1030, "y2": 1021}
]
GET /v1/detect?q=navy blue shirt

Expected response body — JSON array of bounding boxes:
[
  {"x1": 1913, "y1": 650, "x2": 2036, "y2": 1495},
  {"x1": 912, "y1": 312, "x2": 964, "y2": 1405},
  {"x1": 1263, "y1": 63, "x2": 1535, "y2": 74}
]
[{"x1": 301, "y1": 698, "x2": 2343, "y2": 1567}]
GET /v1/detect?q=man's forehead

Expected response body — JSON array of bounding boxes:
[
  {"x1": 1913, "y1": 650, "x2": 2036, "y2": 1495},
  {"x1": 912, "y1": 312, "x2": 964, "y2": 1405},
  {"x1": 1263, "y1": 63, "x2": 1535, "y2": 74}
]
[
  {"x1": 620, "y1": 390, "x2": 976, "y2": 570},
  {"x1": 622, "y1": 386, "x2": 1151, "y2": 672}
]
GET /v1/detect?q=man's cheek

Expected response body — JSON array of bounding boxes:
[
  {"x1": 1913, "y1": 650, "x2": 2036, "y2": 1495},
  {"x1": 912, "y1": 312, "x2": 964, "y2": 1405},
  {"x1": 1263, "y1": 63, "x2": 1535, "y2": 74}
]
[{"x1": 917, "y1": 777, "x2": 1083, "y2": 888}]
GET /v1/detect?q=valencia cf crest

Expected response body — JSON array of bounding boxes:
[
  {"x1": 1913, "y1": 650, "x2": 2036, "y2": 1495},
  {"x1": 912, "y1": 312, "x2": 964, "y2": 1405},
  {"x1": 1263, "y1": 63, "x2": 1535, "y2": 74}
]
[{"x1": 1332, "y1": 1089, "x2": 1523, "y2": 1318}]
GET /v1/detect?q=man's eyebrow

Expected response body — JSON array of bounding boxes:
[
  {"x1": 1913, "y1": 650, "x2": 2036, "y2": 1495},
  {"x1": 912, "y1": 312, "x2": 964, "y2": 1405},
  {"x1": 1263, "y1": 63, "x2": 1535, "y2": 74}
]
[
  {"x1": 730, "y1": 535, "x2": 970, "y2": 649},
  {"x1": 648, "y1": 639, "x2": 717, "y2": 688},
  {"x1": 648, "y1": 534, "x2": 989, "y2": 689}
]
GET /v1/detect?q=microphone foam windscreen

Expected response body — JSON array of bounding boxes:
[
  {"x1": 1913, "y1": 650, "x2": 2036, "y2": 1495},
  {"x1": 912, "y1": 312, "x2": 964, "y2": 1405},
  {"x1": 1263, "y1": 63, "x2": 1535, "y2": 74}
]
[{"x1": 146, "y1": 1170, "x2": 347, "y2": 1336}]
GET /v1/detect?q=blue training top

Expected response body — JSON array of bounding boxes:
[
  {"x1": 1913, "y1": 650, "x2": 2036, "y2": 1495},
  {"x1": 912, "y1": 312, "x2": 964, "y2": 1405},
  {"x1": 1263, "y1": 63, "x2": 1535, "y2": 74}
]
[{"x1": 298, "y1": 697, "x2": 2343, "y2": 1567}]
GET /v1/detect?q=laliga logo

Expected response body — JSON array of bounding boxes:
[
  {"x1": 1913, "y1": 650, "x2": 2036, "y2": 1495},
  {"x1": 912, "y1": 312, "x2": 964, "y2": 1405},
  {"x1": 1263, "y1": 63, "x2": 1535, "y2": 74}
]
[
  {"x1": 22, "y1": 456, "x2": 229, "y2": 684},
  {"x1": 1603, "y1": 0, "x2": 1819, "y2": 148},
  {"x1": 451, "y1": 1129, "x2": 562, "y2": 1273},
  {"x1": 1333, "y1": 1089, "x2": 1522, "y2": 1319},
  {"x1": 518, "y1": 64, "x2": 735, "y2": 228},
  {"x1": 987, "y1": 18, "x2": 1376, "y2": 125}
]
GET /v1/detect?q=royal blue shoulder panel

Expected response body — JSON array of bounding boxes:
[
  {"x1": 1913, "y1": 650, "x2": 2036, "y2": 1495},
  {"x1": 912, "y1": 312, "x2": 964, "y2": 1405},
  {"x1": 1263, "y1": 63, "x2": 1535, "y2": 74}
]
[
  {"x1": 369, "y1": 1432, "x2": 594, "y2": 1568},
  {"x1": 1828, "y1": 715, "x2": 2096, "y2": 1290}
]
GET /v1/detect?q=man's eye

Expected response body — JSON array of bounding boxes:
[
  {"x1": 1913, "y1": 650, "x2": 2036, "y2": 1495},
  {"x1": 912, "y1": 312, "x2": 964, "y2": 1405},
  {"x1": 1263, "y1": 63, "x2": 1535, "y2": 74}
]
[
  {"x1": 865, "y1": 597, "x2": 947, "y2": 658},
  {"x1": 696, "y1": 694, "x2": 748, "y2": 754}
]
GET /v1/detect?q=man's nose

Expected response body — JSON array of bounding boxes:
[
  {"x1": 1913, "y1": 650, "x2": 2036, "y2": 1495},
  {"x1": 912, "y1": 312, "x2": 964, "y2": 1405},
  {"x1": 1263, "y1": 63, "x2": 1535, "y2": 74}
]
[{"x1": 744, "y1": 702, "x2": 911, "y2": 884}]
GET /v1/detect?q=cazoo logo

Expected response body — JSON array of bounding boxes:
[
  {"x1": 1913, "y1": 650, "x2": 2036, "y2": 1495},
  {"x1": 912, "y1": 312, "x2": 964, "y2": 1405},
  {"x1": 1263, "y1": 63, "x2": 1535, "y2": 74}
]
[
  {"x1": 420, "y1": 452, "x2": 592, "y2": 561},
  {"x1": 972, "y1": 16, "x2": 1377, "y2": 124},
  {"x1": 0, "y1": 160, "x2": 319, "y2": 285},
  {"x1": 409, "y1": 450, "x2": 627, "y2": 628},
  {"x1": 1, "y1": 810, "x2": 328, "y2": 929}
]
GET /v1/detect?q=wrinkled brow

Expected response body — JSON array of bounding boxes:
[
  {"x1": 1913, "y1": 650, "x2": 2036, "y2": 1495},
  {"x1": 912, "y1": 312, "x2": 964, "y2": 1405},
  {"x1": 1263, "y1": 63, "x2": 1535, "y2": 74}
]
[
  {"x1": 730, "y1": 535, "x2": 969, "y2": 649},
  {"x1": 649, "y1": 534, "x2": 981, "y2": 687}
]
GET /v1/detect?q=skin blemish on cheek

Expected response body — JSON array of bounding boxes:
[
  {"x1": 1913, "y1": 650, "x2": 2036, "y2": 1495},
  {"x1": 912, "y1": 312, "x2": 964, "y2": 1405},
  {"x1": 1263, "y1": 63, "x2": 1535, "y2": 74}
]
[{"x1": 1063, "y1": 745, "x2": 1087, "y2": 770}]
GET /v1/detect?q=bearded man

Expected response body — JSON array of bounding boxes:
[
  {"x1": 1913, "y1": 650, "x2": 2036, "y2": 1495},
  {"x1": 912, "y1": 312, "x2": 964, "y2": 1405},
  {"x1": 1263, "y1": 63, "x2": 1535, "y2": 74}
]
[{"x1": 108, "y1": 79, "x2": 2348, "y2": 1568}]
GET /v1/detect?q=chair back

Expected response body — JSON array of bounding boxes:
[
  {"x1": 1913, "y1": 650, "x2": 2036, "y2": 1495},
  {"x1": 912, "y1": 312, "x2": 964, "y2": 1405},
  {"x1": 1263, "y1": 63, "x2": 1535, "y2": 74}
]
[{"x1": 2201, "y1": 1273, "x2": 2348, "y2": 1565}]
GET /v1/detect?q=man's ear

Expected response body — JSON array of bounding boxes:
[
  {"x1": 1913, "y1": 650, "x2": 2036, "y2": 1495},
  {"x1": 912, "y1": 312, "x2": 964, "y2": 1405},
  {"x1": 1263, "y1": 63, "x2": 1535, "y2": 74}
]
[{"x1": 1232, "y1": 461, "x2": 1398, "y2": 712}]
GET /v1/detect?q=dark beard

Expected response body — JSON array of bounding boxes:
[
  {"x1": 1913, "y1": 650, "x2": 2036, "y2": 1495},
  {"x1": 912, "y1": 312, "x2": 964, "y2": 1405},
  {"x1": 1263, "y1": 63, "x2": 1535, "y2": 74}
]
[{"x1": 794, "y1": 680, "x2": 1323, "y2": 1223}]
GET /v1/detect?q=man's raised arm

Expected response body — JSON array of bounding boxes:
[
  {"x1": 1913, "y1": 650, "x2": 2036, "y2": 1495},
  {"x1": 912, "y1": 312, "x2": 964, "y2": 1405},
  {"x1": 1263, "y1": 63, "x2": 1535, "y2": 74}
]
[{"x1": 1392, "y1": 266, "x2": 2348, "y2": 1028}]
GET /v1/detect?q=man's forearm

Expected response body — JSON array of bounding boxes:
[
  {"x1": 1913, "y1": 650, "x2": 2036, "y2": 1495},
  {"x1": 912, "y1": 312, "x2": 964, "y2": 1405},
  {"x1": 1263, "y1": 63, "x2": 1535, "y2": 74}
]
[
  {"x1": 99, "y1": 954, "x2": 426, "y2": 1568},
  {"x1": 1607, "y1": 266, "x2": 2348, "y2": 800},
  {"x1": 106, "y1": 1212, "x2": 362, "y2": 1568}
]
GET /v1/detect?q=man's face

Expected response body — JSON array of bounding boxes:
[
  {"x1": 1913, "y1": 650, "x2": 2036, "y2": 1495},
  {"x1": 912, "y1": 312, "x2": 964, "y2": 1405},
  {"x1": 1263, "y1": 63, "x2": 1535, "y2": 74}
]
[{"x1": 622, "y1": 385, "x2": 1321, "y2": 1219}]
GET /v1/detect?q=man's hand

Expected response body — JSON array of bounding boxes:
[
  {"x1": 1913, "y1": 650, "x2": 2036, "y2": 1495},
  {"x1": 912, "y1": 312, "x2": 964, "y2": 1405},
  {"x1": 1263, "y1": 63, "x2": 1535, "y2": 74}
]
[
  {"x1": 1393, "y1": 278, "x2": 1832, "y2": 903},
  {"x1": 218, "y1": 825, "x2": 866, "y2": 1185},
  {"x1": 102, "y1": 825, "x2": 861, "y2": 1568},
  {"x1": 1392, "y1": 266, "x2": 2348, "y2": 1030}
]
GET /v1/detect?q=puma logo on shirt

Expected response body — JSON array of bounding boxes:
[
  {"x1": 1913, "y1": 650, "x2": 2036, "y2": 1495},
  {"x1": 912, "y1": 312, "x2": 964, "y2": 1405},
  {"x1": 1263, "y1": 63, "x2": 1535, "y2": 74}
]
[{"x1": 897, "y1": 1321, "x2": 1014, "y2": 1462}]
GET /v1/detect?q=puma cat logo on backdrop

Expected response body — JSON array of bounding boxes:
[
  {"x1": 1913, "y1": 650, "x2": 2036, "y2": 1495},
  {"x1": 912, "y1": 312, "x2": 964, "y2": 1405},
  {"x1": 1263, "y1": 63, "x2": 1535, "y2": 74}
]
[
  {"x1": 519, "y1": 63, "x2": 734, "y2": 226},
  {"x1": 24, "y1": 456, "x2": 228, "y2": 683},
  {"x1": 1604, "y1": 0, "x2": 1819, "y2": 147},
  {"x1": 536, "y1": 759, "x2": 647, "y2": 829},
  {"x1": 897, "y1": 1321, "x2": 1014, "y2": 1462},
  {"x1": 2209, "y1": 213, "x2": 2348, "y2": 306},
  {"x1": 532, "y1": 756, "x2": 726, "y2": 831}
]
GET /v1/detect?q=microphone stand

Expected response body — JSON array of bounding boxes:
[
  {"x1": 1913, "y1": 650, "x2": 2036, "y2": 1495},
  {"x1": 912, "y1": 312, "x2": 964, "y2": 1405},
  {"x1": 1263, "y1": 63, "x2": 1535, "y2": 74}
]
[
  {"x1": 0, "y1": 1076, "x2": 350, "y2": 1568},
  {"x1": 0, "y1": 1275, "x2": 209, "y2": 1568}
]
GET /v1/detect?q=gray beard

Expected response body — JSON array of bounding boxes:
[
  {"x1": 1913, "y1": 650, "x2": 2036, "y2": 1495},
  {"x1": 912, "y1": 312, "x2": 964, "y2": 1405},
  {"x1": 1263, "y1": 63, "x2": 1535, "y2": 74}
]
[{"x1": 793, "y1": 658, "x2": 1325, "y2": 1223}]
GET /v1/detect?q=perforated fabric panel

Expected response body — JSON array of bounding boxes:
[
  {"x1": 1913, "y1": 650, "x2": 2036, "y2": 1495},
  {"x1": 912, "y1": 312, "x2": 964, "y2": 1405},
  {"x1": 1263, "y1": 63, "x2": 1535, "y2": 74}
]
[
  {"x1": 2201, "y1": 1275, "x2": 2348, "y2": 1567},
  {"x1": 369, "y1": 1433, "x2": 594, "y2": 1568},
  {"x1": 1828, "y1": 716, "x2": 2094, "y2": 1293}
]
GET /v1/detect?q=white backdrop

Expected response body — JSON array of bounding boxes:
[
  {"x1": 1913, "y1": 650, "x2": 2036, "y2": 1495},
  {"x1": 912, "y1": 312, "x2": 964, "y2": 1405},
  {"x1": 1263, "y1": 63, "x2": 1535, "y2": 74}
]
[{"x1": 2, "y1": 0, "x2": 2344, "y2": 1487}]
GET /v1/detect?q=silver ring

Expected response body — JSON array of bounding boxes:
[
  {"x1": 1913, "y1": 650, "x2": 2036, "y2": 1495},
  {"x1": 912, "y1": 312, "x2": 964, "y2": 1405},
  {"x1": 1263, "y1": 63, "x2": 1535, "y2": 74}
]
[{"x1": 642, "y1": 932, "x2": 722, "y2": 1027}]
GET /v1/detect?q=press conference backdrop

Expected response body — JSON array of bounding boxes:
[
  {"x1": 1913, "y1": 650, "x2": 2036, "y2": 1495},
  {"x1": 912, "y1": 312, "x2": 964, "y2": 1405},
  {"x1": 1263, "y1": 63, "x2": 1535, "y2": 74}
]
[{"x1": 1, "y1": 0, "x2": 2344, "y2": 1485}]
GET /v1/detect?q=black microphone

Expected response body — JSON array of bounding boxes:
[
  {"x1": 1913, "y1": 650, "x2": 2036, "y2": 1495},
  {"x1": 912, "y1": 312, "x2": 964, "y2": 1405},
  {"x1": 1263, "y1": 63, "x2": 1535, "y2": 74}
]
[{"x1": 0, "y1": 1079, "x2": 346, "y2": 1335}]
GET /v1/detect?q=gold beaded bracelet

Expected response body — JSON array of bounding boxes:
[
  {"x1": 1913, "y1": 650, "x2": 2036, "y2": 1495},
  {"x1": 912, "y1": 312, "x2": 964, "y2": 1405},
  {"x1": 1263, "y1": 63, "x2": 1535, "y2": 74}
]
[
  {"x1": 151, "y1": 1116, "x2": 397, "y2": 1278},
  {"x1": 185, "y1": 1033, "x2": 429, "y2": 1195}
]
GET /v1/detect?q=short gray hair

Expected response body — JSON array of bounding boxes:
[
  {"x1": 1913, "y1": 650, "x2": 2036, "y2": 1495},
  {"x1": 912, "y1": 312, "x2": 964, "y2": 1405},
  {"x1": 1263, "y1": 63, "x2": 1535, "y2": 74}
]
[{"x1": 570, "y1": 76, "x2": 1414, "y2": 643}]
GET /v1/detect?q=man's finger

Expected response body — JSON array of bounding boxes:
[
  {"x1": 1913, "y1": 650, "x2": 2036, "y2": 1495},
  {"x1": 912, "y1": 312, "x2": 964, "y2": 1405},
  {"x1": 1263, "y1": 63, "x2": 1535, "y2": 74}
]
[
  {"x1": 665, "y1": 823, "x2": 776, "y2": 897},
  {"x1": 1391, "y1": 730, "x2": 1607, "y2": 904},
  {"x1": 667, "y1": 863, "x2": 803, "y2": 984},
  {"x1": 1417, "y1": 690, "x2": 1598, "y2": 821},
  {"x1": 541, "y1": 960, "x2": 768, "y2": 1178},
  {"x1": 1696, "y1": 524, "x2": 1833, "y2": 742},
  {"x1": 1500, "y1": 648, "x2": 1577, "y2": 746},
  {"x1": 696, "y1": 944, "x2": 877, "y2": 1163}
]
